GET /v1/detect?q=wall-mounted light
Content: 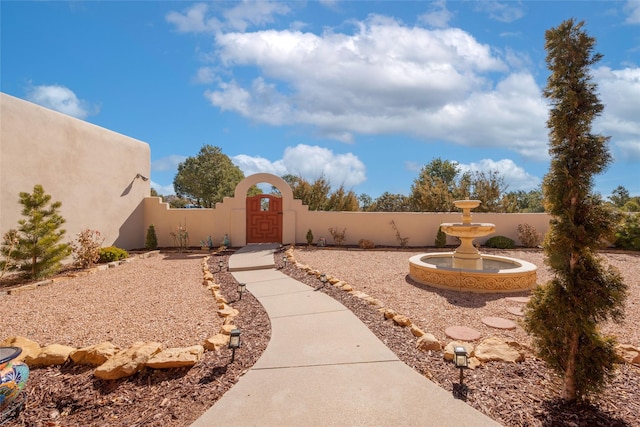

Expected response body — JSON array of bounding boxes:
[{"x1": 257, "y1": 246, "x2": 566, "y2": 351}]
[
  {"x1": 135, "y1": 173, "x2": 149, "y2": 181},
  {"x1": 228, "y1": 328, "x2": 241, "y2": 363},
  {"x1": 237, "y1": 283, "x2": 246, "y2": 300},
  {"x1": 454, "y1": 346, "x2": 469, "y2": 384}
]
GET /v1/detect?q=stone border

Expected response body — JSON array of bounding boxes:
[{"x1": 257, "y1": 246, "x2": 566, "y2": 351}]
[
  {"x1": 287, "y1": 246, "x2": 640, "y2": 368},
  {"x1": 1, "y1": 251, "x2": 246, "y2": 380}
]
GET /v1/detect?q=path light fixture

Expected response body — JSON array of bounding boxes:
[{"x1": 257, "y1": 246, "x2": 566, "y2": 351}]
[
  {"x1": 228, "y1": 328, "x2": 241, "y2": 363},
  {"x1": 320, "y1": 273, "x2": 328, "y2": 286},
  {"x1": 283, "y1": 255, "x2": 288, "y2": 268},
  {"x1": 454, "y1": 346, "x2": 469, "y2": 384},
  {"x1": 237, "y1": 283, "x2": 246, "y2": 300},
  {"x1": 218, "y1": 259, "x2": 224, "y2": 272}
]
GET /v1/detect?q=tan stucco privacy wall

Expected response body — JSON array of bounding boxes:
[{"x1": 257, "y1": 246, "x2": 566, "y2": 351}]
[
  {"x1": 1, "y1": 93, "x2": 150, "y2": 249},
  {"x1": 144, "y1": 172, "x2": 551, "y2": 248},
  {"x1": 2, "y1": 92, "x2": 551, "y2": 252}
]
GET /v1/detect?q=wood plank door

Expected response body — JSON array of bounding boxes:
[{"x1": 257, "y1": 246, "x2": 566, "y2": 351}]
[{"x1": 246, "y1": 194, "x2": 283, "y2": 243}]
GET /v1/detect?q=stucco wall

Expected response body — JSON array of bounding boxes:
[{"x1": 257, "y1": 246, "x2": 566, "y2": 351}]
[
  {"x1": 144, "y1": 173, "x2": 551, "y2": 248},
  {"x1": 1, "y1": 93, "x2": 150, "y2": 250}
]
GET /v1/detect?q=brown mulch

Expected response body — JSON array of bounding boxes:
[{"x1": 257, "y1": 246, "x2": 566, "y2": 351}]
[
  {"x1": 6, "y1": 247, "x2": 640, "y2": 427},
  {"x1": 7, "y1": 252, "x2": 271, "y2": 427}
]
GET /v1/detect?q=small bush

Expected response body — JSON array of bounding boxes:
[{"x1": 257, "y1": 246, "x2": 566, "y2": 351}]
[
  {"x1": 328, "y1": 227, "x2": 347, "y2": 246},
  {"x1": 98, "y1": 246, "x2": 128, "y2": 263},
  {"x1": 615, "y1": 213, "x2": 640, "y2": 251},
  {"x1": 72, "y1": 229, "x2": 105, "y2": 268},
  {"x1": 358, "y1": 239, "x2": 375, "y2": 249},
  {"x1": 170, "y1": 223, "x2": 189, "y2": 252},
  {"x1": 390, "y1": 220, "x2": 409, "y2": 247},
  {"x1": 306, "y1": 229, "x2": 314, "y2": 246},
  {"x1": 517, "y1": 223, "x2": 541, "y2": 248},
  {"x1": 435, "y1": 226, "x2": 447, "y2": 248},
  {"x1": 485, "y1": 236, "x2": 515, "y2": 249},
  {"x1": 145, "y1": 224, "x2": 158, "y2": 250}
]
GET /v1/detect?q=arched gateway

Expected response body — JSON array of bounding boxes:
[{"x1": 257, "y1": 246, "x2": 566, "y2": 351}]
[{"x1": 233, "y1": 173, "x2": 296, "y2": 245}]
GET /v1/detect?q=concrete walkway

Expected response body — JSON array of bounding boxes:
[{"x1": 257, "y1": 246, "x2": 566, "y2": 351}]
[{"x1": 191, "y1": 244, "x2": 501, "y2": 427}]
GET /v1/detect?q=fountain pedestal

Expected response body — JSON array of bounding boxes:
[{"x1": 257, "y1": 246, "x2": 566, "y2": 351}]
[{"x1": 440, "y1": 200, "x2": 495, "y2": 270}]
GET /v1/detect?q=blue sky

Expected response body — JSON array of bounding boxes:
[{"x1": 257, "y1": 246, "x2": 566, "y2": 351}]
[{"x1": 2, "y1": 1, "x2": 639, "y2": 199}]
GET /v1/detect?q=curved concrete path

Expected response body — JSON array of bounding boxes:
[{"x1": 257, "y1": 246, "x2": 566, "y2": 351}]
[{"x1": 191, "y1": 244, "x2": 501, "y2": 427}]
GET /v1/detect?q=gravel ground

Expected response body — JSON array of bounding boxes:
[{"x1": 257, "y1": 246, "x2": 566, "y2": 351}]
[{"x1": 2, "y1": 247, "x2": 639, "y2": 426}]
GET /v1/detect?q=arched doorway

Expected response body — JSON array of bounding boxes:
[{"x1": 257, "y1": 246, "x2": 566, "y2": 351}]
[{"x1": 246, "y1": 193, "x2": 283, "y2": 243}]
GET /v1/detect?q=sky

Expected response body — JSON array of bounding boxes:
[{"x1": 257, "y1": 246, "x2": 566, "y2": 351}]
[{"x1": 2, "y1": 1, "x2": 639, "y2": 199}]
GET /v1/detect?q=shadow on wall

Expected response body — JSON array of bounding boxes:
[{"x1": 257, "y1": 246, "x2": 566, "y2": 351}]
[{"x1": 116, "y1": 200, "x2": 145, "y2": 249}]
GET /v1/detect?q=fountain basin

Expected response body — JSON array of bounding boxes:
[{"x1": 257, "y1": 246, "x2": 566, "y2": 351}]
[
  {"x1": 439, "y1": 223, "x2": 495, "y2": 238},
  {"x1": 409, "y1": 252, "x2": 537, "y2": 293}
]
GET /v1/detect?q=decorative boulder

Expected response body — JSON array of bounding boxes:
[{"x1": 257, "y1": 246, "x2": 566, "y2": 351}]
[
  {"x1": 204, "y1": 334, "x2": 229, "y2": 351},
  {"x1": 1, "y1": 336, "x2": 41, "y2": 362},
  {"x1": 474, "y1": 337, "x2": 525, "y2": 363},
  {"x1": 71, "y1": 342, "x2": 120, "y2": 366},
  {"x1": 27, "y1": 344, "x2": 76, "y2": 367},
  {"x1": 416, "y1": 333, "x2": 441, "y2": 352},
  {"x1": 145, "y1": 345, "x2": 204, "y2": 369},
  {"x1": 94, "y1": 342, "x2": 162, "y2": 380},
  {"x1": 393, "y1": 315, "x2": 412, "y2": 327},
  {"x1": 410, "y1": 325, "x2": 425, "y2": 338},
  {"x1": 615, "y1": 344, "x2": 640, "y2": 366}
]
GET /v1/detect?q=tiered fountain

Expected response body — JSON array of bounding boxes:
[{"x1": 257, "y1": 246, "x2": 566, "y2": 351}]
[{"x1": 409, "y1": 200, "x2": 537, "y2": 293}]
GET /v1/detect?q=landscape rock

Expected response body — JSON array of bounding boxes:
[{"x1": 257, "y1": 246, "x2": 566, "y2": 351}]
[
  {"x1": 219, "y1": 324, "x2": 237, "y2": 335},
  {"x1": 218, "y1": 304, "x2": 239, "y2": 318},
  {"x1": 474, "y1": 336, "x2": 525, "y2": 363},
  {"x1": 71, "y1": 342, "x2": 120, "y2": 366},
  {"x1": 341, "y1": 284, "x2": 353, "y2": 292},
  {"x1": 416, "y1": 333, "x2": 441, "y2": 351},
  {"x1": 145, "y1": 345, "x2": 204, "y2": 369},
  {"x1": 1, "y1": 336, "x2": 41, "y2": 362},
  {"x1": 383, "y1": 309, "x2": 397, "y2": 320},
  {"x1": 615, "y1": 344, "x2": 640, "y2": 365},
  {"x1": 204, "y1": 334, "x2": 229, "y2": 351},
  {"x1": 94, "y1": 341, "x2": 162, "y2": 380},
  {"x1": 410, "y1": 325, "x2": 425, "y2": 338},
  {"x1": 27, "y1": 344, "x2": 76, "y2": 367},
  {"x1": 393, "y1": 314, "x2": 412, "y2": 327}
]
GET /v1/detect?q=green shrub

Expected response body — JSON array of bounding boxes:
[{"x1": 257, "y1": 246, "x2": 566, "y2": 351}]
[
  {"x1": 306, "y1": 229, "x2": 314, "y2": 245},
  {"x1": 517, "y1": 223, "x2": 541, "y2": 248},
  {"x1": 485, "y1": 236, "x2": 515, "y2": 249},
  {"x1": 615, "y1": 213, "x2": 640, "y2": 251},
  {"x1": 145, "y1": 224, "x2": 158, "y2": 250},
  {"x1": 435, "y1": 226, "x2": 447, "y2": 248},
  {"x1": 99, "y1": 246, "x2": 129, "y2": 263}
]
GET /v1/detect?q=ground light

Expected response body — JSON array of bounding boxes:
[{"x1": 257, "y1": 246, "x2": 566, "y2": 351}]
[
  {"x1": 454, "y1": 346, "x2": 469, "y2": 385},
  {"x1": 228, "y1": 329, "x2": 241, "y2": 363},
  {"x1": 218, "y1": 260, "x2": 225, "y2": 272},
  {"x1": 237, "y1": 283, "x2": 246, "y2": 300},
  {"x1": 283, "y1": 255, "x2": 288, "y2": 268},
  {"x1": 320, "y1": 273, "x2": 328, "y2": 287}
]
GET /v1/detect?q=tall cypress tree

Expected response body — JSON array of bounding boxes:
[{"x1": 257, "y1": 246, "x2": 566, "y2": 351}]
[
  {"x1": 524, "y1": 19, "x2": 627, "y2": 402},
  {"x1": 10, "y1": 185, "x2": 72, "y2": 279}
]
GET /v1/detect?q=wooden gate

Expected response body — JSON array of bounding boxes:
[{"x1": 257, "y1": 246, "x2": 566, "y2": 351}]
[{"x1": 246, "y1": 194, "x2": 283, "y2": 243}]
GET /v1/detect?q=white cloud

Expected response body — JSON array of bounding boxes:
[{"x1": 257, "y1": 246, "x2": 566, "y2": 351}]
[
  {"x1": 193, "y1": 67, "x2": 216, "y2": 84},
  {"x1": 26, "y1": 84, "x2": 94, "y2": 119},
  {"x1": 418, "y1": 0, "x2": 453, "y2": 29},
  {"x1": 150, "y1": 181, "x2": 176, "y2": 196},
  {"x1": 616, "y1": 140, "x2": 640, "y2": 161},
  {"x1": 232, "y1": 144, "x2": 366, "y2": 188},
  {"x1": 474, "y1": 1, "x2": 524, "y2": 23},
  {"x1": 459, "y1": 158, "x2": 541, "y2": 191},
  {"x1": 151, "y1": 155, "x2": 187, "y2": 172},
  {"x1": 624, "y1": 0, "x2": 640, "y2": 24},
  {"x1": 201, "y1": 18, "x2": 557, "y2": 158},
  {"x1": 166, "y1": 1, "x2": 289, "y2": 34}
]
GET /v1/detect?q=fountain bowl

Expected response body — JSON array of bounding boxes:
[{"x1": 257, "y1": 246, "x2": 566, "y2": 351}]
[{"x1": 409, "y1": 252, "x2": 537, "y2": 293}]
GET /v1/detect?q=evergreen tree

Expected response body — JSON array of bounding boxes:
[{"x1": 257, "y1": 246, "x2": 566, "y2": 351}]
[
  {"x1": 524, "y1": 19, "x2": 627, "y2": 402},
  {"x1": 8, "y1": 185, "x2": 72, "y2": 279}
]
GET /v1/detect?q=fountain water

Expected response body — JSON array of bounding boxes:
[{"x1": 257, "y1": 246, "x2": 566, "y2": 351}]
[{"x1": 409, "y1": 200, "x2": 537, "y2": 293}]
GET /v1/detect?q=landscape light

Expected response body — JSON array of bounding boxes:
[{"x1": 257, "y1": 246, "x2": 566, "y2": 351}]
[
  {"x1": 320, "y1": 273, "x2": 327, "y2": 285},
  {"x1": 228, "y1": 329, "x2": 241, "y2": 363},
  {"x1": 218, "y1": 260, "x2": 224, "y2": 272},
  {"x1": 454, "y1": 346, "x2": 469, "y2": 384},
  {"x1": 237, "y1": 283, "x2": 246, "y2": 300},
  {"x1": 283, "y1": 255, "x2": 288, "y2": 268}
]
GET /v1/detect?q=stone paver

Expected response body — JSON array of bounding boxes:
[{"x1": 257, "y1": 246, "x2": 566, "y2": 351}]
[
  {"x1": 481, "y1": 316, "x2": 517, "y2": 330},
  {"x1": 444, "y1": 325, "x2": 481, "y2": 341},
  {"x1": 507, "y1": 306, "x2": 524, "y2": 316},
  {"x1": 505, "y1": 296, "x2": 530, "y2": 304}
]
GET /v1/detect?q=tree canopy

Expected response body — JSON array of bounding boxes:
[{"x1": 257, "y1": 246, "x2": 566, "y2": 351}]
[{"x1": 173, "y1": 145, "x2": 248, "y2": 208}]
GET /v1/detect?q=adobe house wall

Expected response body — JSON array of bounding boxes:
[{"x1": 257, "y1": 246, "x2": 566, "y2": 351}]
[{"x1": 1, "y1": 93, "x2": 150, "y2": 250}]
